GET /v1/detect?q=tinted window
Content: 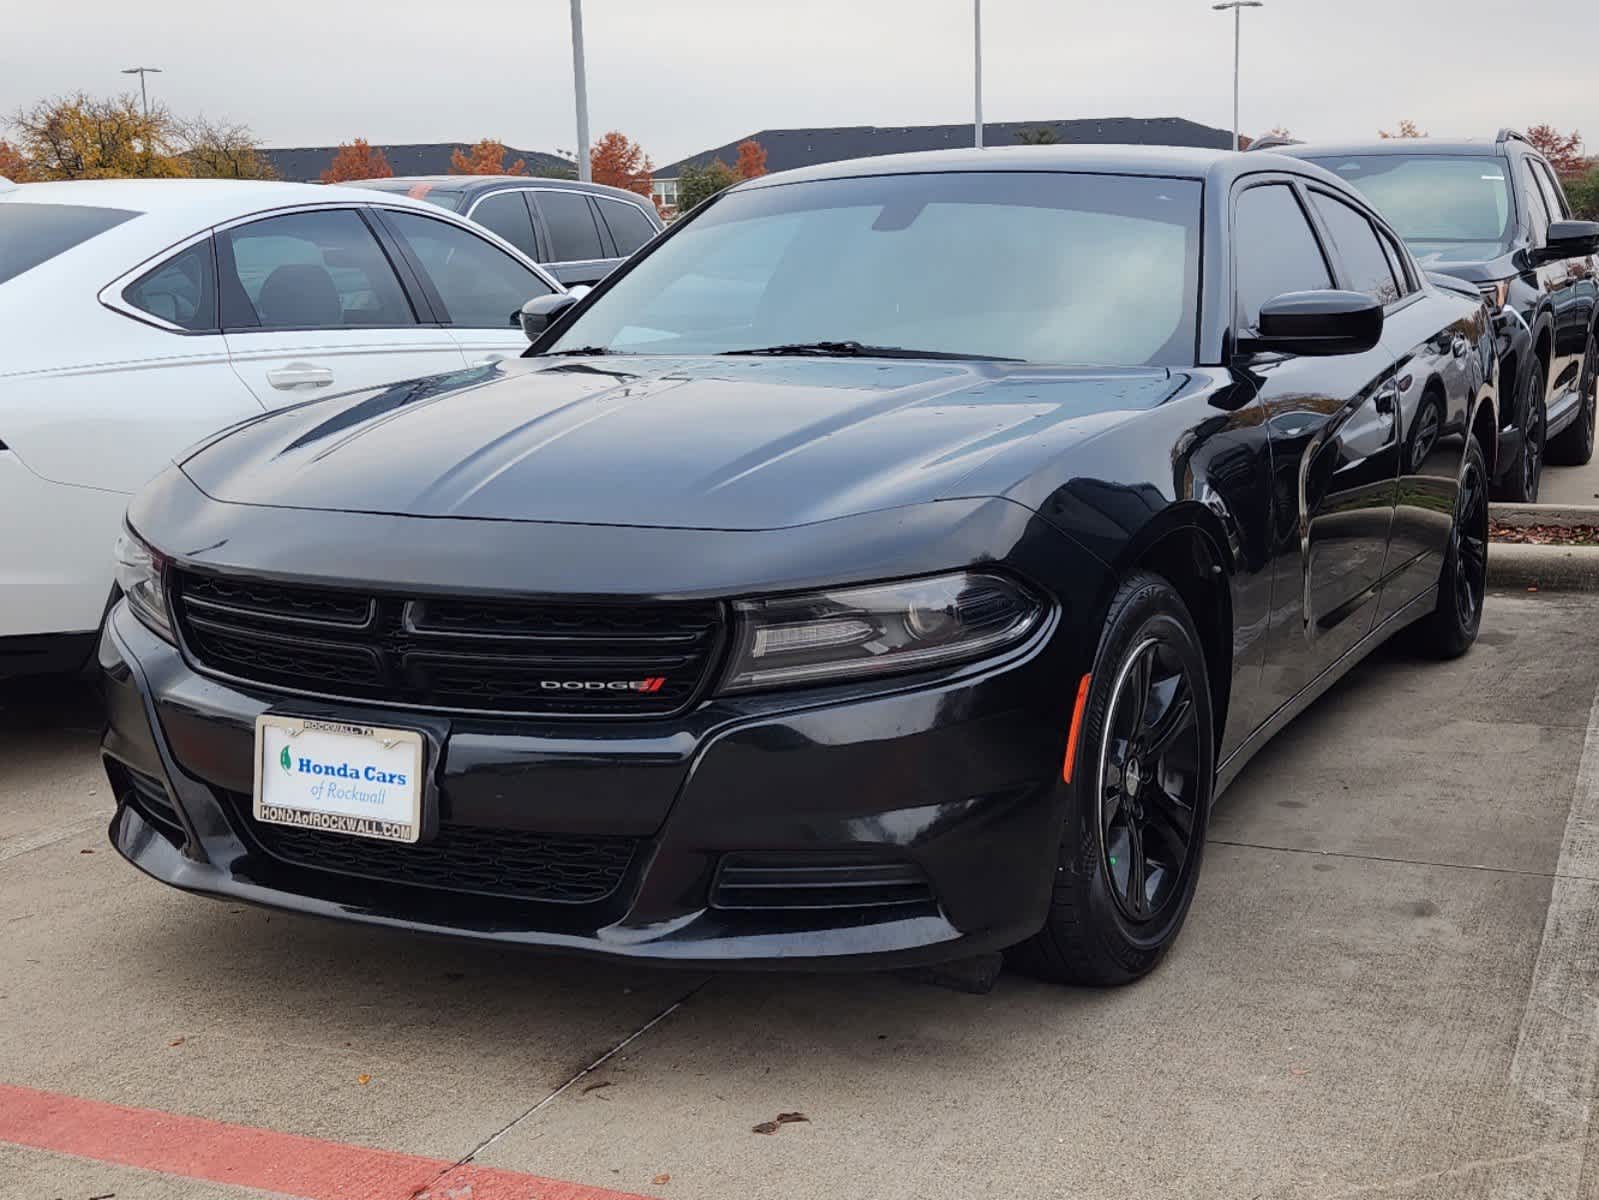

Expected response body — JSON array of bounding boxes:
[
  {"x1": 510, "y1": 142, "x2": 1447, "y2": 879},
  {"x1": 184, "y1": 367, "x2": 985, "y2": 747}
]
[
  {"x1": 470, "y1": 191, "x2": 539, "y2": 260},
  {"x1": 1378, "y1": 229, "x2": 1413, "y2": 297},
  {"x1": 1310, "y1": 192, "x2": 1400, "y2": 305},
  {"x1": 0, "y1": 203, "x2": 138, "y2": 285},
  {"x1": 122, "y1": 239, "x2": 217, "y2": 331},
  {"x1": 1234, "y1": 184, "x2": 1333, "y2": 328},
  {"x1": 386, "y1": 211, "x2": 554, "y2": 329},
  {"x1": 1306, "y1": 155, "x2": 1513, "y2": 257},
  {"x1": 550, "y1": 172, "x2": 1204, "y2": 367},
  {"x1": 537, "y1": 190, "x2": 604, "y2": 261},
  {"x1": 1532, "y1": 160, "x2": 1570, "y2": 222},
  {"x1": 219, "y1": 210, "x2": 414, "y2": 330},
  {"x1": 596, "y1": 197, "x2": 658, "y2": 255},
  {"x1": 1521, "y1": 160, "x2": 1552, "y2": 241}
]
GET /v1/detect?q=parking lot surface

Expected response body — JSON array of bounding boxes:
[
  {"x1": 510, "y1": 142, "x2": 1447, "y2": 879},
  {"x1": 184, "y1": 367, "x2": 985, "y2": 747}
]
[
  {"x1": 1541, "y1": 455, "x2": 1599, "y2": 507},
  {"x1": 5, "y1": 589, "x2": 1599, "y2": 1200}
]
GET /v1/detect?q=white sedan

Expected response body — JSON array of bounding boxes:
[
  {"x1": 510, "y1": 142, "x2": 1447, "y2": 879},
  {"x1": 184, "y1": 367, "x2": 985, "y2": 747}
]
[{"x1": 0, "y1": 178, "x2": 562, "y2": 677}]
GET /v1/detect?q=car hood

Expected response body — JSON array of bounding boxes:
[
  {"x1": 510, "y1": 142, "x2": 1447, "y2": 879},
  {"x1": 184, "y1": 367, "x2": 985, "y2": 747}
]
[{"x1": 181, "y1": 356, "x2": 1172, "y2": 531}]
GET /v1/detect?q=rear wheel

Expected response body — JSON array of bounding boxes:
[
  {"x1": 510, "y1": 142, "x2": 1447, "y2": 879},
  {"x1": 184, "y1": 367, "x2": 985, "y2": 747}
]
[
  {"x1": 1012, "y1": 572, "x2": 1214, "y2": 987},
  {"x1": 1498, "y1": 361, "x2": 1545, "y2": 502},
  {"x1": 1411, "y1": 436, "x2": 1489, "y2": 660},
  {"x1": 1547, "y1": 330, "x2": 1597, "y2": 467}
]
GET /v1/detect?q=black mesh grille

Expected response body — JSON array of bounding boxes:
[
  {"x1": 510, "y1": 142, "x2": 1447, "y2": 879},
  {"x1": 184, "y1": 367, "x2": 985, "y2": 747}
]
[
  {"x1": 226, "y1": 793, "x2": 638, "y2": 904},
  {"x1": 171, "y1": 571, "x2": 723, "y2": 718}
]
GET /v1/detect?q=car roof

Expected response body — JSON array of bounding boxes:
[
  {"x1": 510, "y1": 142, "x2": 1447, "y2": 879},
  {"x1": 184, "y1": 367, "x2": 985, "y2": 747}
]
[
  {"x1": 354, "y1": 175, "x2": 655, "y2": 205},
  {"x1": 731, "y1": 143, "x2": 1349, "y2": 191},
  {"x1": 1281, "y1": 138, "x2": 1515, "y2": 159},
  {"x1": 0, "y1": 177, "x2": 452, "y2": 224}
]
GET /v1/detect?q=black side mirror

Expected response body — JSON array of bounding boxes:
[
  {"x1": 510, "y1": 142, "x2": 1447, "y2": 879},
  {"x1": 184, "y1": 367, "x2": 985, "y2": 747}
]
[
  {"x1": 1237, "y1": 290, "x2": 1384, "y2": 358},
  {"x1": 520, "y1": 293, "x2": 580, "y2": 341},
  {"x1": 1538, "y1": 220, "x2": 1599, "y2": 263}
]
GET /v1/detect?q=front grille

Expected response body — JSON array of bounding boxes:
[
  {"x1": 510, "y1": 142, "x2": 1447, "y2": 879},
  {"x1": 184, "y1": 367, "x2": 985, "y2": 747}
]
[
  {"x1": 225, "y1": 793, "x2": 638, "y2": 904},
  {"x1": 170, "y1": 570, "x2": 724, "y2": 717},
  {"x1": 710, "y1": 853, "x2": 936, "y2": 911}
]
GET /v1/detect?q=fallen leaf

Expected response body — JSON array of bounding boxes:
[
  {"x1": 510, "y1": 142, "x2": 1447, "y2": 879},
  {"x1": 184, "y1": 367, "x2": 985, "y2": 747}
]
[
  {"x1": 582, "y1": 1080, "x2": 613, "y2": 1095},
  {"x1": 1290, "y1": 1067, "x2": 1311, "y2": 1077},
  {"x1": 168, "y1": 1037, "x2": 185, "y2": 1048},
  {"x1": 775, "y1": 1112, "x2": 808, "y2": 1125},
  {"x1": 652, "y1": 1174, "x2": 671, "y2": 1186},
  {"x1": 79, "y1": 849, "x2": 95, "y2": 855},
  {"x1": 752, "y1": 1122, "x2": 779, "y2": 1135},
  {"x1": 357, "y1": 1074, "x2": 371, "y2": 1086}
]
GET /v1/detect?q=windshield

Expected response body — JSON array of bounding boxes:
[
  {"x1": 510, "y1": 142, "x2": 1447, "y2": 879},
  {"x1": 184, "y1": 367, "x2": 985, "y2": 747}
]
[
  {"x1": 1304, "y1": 154, "x2": 1514, "y2": 258},
  {"x1": 0, "y1": 202, "x2": 139, "y2": 285},
  {"x1": 547, "y1": 171, "x2": 1203, "y2": 366}
]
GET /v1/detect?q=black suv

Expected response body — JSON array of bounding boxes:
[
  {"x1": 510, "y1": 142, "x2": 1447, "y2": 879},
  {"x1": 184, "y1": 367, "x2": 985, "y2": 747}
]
[{"x1": 1280, "y1": 131, "x2": 1599, "y2": 500}]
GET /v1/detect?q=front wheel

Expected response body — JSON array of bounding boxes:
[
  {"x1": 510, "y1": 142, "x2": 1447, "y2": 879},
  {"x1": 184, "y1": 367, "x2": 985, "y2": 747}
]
[
  {"x1": 1011, "y1": 571, "x2": 1215, "y2": 987},
  {"x1": 1498, "y1": 361, "x2": 1545, "y2": 502},
  {"x1": 1411, "y1": 436, "x2": 1489, "y2": 660},
  {"x1": 1547, "y1": 330, "x2": 1597, "y2": 467}
]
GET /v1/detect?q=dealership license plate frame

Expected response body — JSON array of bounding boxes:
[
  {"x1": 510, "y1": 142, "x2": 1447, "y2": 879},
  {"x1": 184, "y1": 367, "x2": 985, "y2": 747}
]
[{"x1": 252, "y1": 714, "x2": 427, "y2": 845}]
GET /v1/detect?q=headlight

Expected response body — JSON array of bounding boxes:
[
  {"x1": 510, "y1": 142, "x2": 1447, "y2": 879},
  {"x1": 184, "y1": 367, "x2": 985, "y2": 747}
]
[
  {"x1": 113, "y1": 524, "x2": 175, "y2": 643},
  {"x1": 1478, "y1": 279, "x2": 1510, "y2": 311},
  {"x1": 720, "y1": 571, "x2": 1046, "y2": 694}
]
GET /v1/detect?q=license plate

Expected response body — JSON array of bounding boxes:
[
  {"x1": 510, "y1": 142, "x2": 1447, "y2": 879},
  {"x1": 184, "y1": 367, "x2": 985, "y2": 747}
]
[{"x1": 253, "y1": 715, "x2": 425, "y2": 844}]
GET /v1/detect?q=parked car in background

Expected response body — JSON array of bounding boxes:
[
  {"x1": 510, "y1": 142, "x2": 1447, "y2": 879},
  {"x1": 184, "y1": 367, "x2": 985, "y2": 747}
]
[
  {"x1": 347, "y1": 176, "x2": 663, "y2": 287},
  {"x1": 1280, "y1": 131, "x2": 1599, "y2": 501},
  {"x1": 0, "y1": 178, "x2": 561, "y2": 678},
  {"x1": 103, "y1": 147, "x2": 1495, "y2": 987}
]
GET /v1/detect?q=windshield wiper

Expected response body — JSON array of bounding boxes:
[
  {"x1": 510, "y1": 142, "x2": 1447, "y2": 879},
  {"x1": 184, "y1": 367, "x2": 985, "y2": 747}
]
[
  {"x1": 541, "y1": 346, "x2": 620, "y2": 357},
  {"x1": 720, "y1": 341, "x2": 1021, "y2": 362}
]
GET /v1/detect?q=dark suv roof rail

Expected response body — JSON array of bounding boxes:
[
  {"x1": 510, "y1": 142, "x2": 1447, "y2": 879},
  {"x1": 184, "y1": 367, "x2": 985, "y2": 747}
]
[
  {"x1": 1246, "y1": 135, "x2": 1302, "y2": 152},
  {"x1": 1497, "y1": 128, "x2": 1531, "y2": 147}
]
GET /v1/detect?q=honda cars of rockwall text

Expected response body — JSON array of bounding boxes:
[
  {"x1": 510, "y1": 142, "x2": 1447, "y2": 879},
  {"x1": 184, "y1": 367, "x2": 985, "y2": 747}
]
[{"x1": 101, "y1": 147, "x2": 1497, "y2": 986}]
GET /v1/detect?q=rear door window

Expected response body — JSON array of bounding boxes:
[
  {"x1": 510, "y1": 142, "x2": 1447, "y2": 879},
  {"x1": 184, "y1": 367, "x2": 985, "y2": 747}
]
[
  {"x1": 595, "y1": 197, "x2": 658, "y2": 255},
  {"x1": 534, "y1": 190, "x2": 605, "y2": 262},
  {"x1": 0, "y1": 203, "x2": 139, "y2": 285},
  {"x1": 122, "y1": 238, "x2": 218, "y2": 331},
  {"x1": 217, "y1": 209, "x2": 415, "y2": 330},
  {"x1": 1309, "y1": 192, "x2": 1402, "y2": 305},
  {"x1": 1532, "y1": 160, "x2": 1571, "y2": 221},
  {"x1": 470, "y1": 191, "x2": 540, "y2": 260}
]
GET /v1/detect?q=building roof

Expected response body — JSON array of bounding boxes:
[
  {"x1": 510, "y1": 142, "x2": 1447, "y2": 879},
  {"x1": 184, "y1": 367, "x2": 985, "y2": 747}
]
[
  {"x1": 260, "y1": 143, "x2": 575, "y2": 184},
  {"x1": 654, "y1": 118, "x2": 1232, "y2": 178}
]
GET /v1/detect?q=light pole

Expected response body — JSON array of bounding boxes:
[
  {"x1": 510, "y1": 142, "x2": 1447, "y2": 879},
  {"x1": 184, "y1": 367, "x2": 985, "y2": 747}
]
[
  {"x1": 973, "y1": 0, "x2": 984, "y2": 148},
  {"x1": 121, "y1": 66, "x2": 163, "y2": 118},
  {"x1": 1211, "y1": 2, "x2": 1262, "y2": 152},
  {"x1": 569, "y1": 0, "x2": 592, "y2": 181}
]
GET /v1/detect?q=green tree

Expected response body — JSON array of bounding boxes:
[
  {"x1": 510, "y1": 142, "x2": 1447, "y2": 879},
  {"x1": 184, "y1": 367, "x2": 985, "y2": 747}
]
[
  {"x1": 1014, "y1": 127, "x2": 1059, "y2": 145},
  {"x1": 1565, "y1": 166, "x2": 1599, "y2": 221},
  {"x1": 675, "y1": 158, "x2": 740, "y2": 212}
]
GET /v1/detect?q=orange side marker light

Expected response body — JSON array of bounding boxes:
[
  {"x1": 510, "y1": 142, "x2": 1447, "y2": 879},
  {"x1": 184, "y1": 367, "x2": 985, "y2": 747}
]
[{"x1": 1062, "y1": 673, "x2": 1093, "y2": 783}]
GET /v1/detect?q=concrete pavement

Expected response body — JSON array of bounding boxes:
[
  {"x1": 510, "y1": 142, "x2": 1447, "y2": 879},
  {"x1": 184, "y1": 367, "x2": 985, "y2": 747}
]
[
  {"x1": 1541, "y1": 452, "x2": 1599, "y2": 507},
  {"x1": 4, "y1": 591, "x2": 1599, "y2": 1199}
]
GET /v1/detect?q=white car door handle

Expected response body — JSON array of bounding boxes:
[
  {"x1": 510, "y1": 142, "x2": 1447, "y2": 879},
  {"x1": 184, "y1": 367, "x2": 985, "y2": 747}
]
[{"x1": 266, "y1": 363, "x2": 335, "y2": 390}]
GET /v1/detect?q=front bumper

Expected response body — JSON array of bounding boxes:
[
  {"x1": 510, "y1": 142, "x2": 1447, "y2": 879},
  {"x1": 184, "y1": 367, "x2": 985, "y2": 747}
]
[{"x1": 101, "y1": 598, "x2": 1077, "y2": 970}]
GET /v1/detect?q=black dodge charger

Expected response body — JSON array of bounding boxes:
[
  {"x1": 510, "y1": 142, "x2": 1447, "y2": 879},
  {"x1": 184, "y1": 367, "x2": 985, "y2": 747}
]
[{"x1": 102, "y1": 147, "x2": 1497, "y2": 985}]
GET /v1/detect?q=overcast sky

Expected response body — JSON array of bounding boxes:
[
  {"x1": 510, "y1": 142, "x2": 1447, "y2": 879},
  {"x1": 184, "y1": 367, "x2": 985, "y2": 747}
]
[{"x1": 7, "y1": 0, "x2": 1596, "y2": 166}]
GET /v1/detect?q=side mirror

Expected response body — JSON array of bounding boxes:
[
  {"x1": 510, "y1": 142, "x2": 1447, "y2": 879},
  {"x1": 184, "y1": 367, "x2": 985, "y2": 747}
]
[
  {"x1": 1538, "y1": 220, "x2": 1599, "y2": 263},
  {"x1": 567, "y1": 284, "x2": 593, "y2": 300},
  {"x1": 520, "y1": 293, "x2": 579, "y2": 341},
  {"x1": 1237, "y1": 290, "x2": 1384, "y2": 358}
]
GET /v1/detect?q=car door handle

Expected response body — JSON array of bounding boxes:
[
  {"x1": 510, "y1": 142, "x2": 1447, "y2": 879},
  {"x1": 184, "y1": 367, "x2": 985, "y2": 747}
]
[{"x1": 266, "y1": 363, "x2": 335, "y2": 390}]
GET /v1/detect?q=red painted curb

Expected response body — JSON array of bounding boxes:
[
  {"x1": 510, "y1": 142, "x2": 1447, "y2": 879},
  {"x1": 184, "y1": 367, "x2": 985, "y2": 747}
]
[{"x1": 0, "y1": 1083, "x2": 650, "y2": 1200}]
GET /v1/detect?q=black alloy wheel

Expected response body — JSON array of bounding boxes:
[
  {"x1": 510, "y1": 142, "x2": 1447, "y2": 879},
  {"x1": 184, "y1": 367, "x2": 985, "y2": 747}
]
[
  {"x1": 1548, "y1": 331, "x2": 1597, "y2": 467},
  {"x1": 1412, "y1": 435, "x2": 1489, "y2": 659},
  {"x1": 1511, "y1": 361, "x2": 1547, "y2": 502},
  {"x1": 1098, "y1": 636, "x2": 1203, "y2": 925},
  {"x1": 1012, "y1": 571, "x2": 1215, "y2": 987}
]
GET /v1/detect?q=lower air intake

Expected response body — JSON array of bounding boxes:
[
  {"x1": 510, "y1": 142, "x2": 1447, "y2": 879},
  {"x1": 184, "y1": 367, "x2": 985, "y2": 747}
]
[{"x1": 710, "y1": 853, "x2": 935, "y2": 911}]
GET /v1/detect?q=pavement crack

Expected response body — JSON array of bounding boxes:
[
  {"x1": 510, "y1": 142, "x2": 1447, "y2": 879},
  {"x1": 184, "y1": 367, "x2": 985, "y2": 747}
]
[
  {"x1": 413, "y1": 974, "x2": 714, "y2": 1195},
  {"x1": 1206, "y1": 837, "x2": 1599, "y2": 882},
  {"x1": 1305, "y1": 1137, "x2": 1582, "y2": 1198}
]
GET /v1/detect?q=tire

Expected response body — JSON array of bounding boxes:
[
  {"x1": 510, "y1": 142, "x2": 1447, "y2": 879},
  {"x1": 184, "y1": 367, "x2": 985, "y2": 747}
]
[
  {"x1": 1011, "y1": 571, "x2": 1215, "y2": 987},
  {"x1": 1411, "y1": 436, "x2": 1489, "y2": 660},
  {"x1": 1547, "y1": 330, "x2": 1597, "y2": 467},
  {"x1": 1497, "y1": 360, "x2": 1545, "y2": 502}
]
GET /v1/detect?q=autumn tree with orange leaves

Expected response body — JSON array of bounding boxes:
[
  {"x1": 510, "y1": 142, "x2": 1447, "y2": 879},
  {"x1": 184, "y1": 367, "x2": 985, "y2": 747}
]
[
  {"x1": 734, "y1": 139, "x2": 767, "y2": 179},
  {"x1": 321, "y1": 139, "x2": 392, "y2": 183},
  {"x1": 1379, "y1": 119, "x2": 1427, "y2": 140},
  {"x1": 1525, "y1": 125, "x2": 1586, "y2": 176},
  {"x1": 590, "y1": 130, "x2": 653, "y2": 197},
  {"x1": 450, "y1": 139, "x2": 527, "y2": 176},
  {"x1": 0, "y1": 139, "x2": 34, "y2": 181}
]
